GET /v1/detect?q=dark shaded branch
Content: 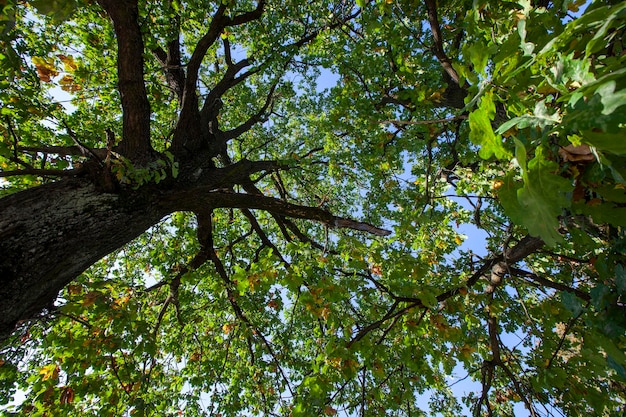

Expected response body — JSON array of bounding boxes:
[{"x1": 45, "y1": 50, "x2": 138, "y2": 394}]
[
  {"x1": 346, "y1": 235, "x2": 544, "y2": 348},
  {"x1": 508, "y1": 267, "x2": 591, "y2": 301},
  {"x1": 202, "y1": 211, "x2": 295, "y2": 397},
  {"x1": 153, "y1": 274, "x2": 182, "y2": 334},
  {"x1": 347, "y1": 301, "x2": 421, "y2": 348},
  {"x1": 183, "y1": 1, "x2": 265, "y2": 116},
  {"x1": 221, "y1": 81, "x2": 278, "y2": 141},
  {"x1": 97, "y1": 0, "x2": 152, "y2": 158},
  {"x1": 504, "y1": 235, "x2": 544, "y2": 262},
  {"x1": 179, "y1": 3, "x2": 227, "y2": 120},
  {"x1": 172, "y1": 1, "x2": 265, "y2": 154},
  {"x1": 546, "y1": 310, "x2": 584, "y2": 369},
  {"x1": 424, "y1": 0, "x2": 459, "y2": 84},
  {"x1": 239, "y1": 208, "x2": 289, "y2": 265},
  {"x1": 201, "y1": 58, "x2": 252, "y2": 122},
  {"x1": 485, "y1": 310, "x2": 537, "y2": 416},
  {"x1": 152, "y1": 35, "x2": 185, "y2": 102},
  {"x1": 282, "y1": 217, "x2": 330, "y2": 251},
  {"x1": 179, "y1": 159, "x2": 285, "y2": 191},
  {"x1": 378, "y1": 115, "x2": 467, "y2": 126},
  {"x1": 62, "y1": 120, "x2": 104, "y2": 164},
  {"x1": 201, "y1": 192, "x2": 391, "y2": 237},
  {"x1": 5, "y1": 117, "x2": 36, "y2": 171}
]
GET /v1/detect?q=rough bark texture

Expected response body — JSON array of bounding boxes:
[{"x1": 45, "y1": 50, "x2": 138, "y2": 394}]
[
  {"x1": 0, "y1": 179, "x2": 165, "y2": 339},
  {"x1": 97, "y1": 0, "x2": 152, "y2": 158}
]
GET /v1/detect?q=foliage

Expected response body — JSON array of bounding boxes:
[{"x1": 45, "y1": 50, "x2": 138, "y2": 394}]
[{"x1": 1, "y1": 0, "x2": 625, "y2": 415}]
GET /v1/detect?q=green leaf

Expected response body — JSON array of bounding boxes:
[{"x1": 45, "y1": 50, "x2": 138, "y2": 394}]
[
  {"x1": 517, "y1": 18, "x2": 535, "y2": 55},
  {"x1": 469, "y1": 91, "x2": 511, "y2": 160},
  {"x1": 496, "y1": 100, "x2": 560, "y2": 134},
  {"x1": 616, "y1": 264, "x2": 626, "y2": 295},
  {"x1": 30, "y1": 0, "x2": 78, "y2": 23},
  {"x1": 504, "y1": 144, "x2": 572, "y2": 245},
  {"x1": 465, "y1": 40, "x2": 490, "y2": 75},
  {"x1": 590, "y1": 284, "x2": 610, "y2": 310},
  {"x1": 607, "y1": 356, "x2": 626, "y2": 380},
  {"x1": 573, "y1": 202, "x2": 626, "y2": 228},
  {"x1": 561, "y1": 292, "x2": 583, "y2": 316}
]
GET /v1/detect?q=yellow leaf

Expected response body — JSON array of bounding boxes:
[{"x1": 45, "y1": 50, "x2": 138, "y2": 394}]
[
  {"x1": 59, "y1": 75, "x2": 82, "y2": 93},
  {"x1": 39, "y1": 363, "x2": 60, "y2": 381},
  {"x1": 491, "y1": 179, "x2": 504, "y2": 190},
  {"x1": 326, "y1": 357, "x2": 342, "y2": 368},
  {"x1": 459, "y1": 344, "x2": 476, "y2": 359}
]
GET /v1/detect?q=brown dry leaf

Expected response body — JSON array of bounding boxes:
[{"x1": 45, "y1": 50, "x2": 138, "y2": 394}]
[
  {"x1": 82, "y1": 291, "x2": 99, "y2": 307},
  {"x1": 60, "y1": 386, "x2": 75, "y2": 404},
  {"x1": 558, "y1": 144, "x2": 595, "y2": 163}
]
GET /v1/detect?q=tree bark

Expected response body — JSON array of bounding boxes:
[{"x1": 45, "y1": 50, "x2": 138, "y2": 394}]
[
  {"x1": 0, "y1": 179, "x2": 166, "y2": 340},
  {"x1": 97, "y1": 0, "x2": 152, "y2": 158}
]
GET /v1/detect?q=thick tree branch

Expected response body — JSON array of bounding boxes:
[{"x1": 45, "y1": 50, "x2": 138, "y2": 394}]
[
  {"x1": 165, "y1": 190, "x2": 391, "y2": 237},
  {"x1": 153, "y1": 35, "x2": 185, "y2": 102},
  {"x1": 97, "y1": 0, "x2": 152, "y2": 158},
  {"x1": 199, "y1": 58, "x2": 253, "y2": 131},
  {"x1": 186, "y1": 158, "x2": 285, "y2": 190},
  {"x1": 0, "y1": 178, "x2": 166, "y2": 340},
  {"x1": 171, "y1": 1, "x2": 265, "y2": 155}
]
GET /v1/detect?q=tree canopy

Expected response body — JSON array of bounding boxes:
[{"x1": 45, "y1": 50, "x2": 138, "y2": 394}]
[{"x1": 1, "y1": 0, "x2": 625, "y2": 415}]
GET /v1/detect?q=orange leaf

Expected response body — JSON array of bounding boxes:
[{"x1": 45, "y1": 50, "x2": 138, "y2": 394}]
[
  {"x1": 32, "y1": 56, "x2": 58, "y2": 82},
  {"x1": 370, "y1": 264, "x2": 382, "y2": 276},
  {"x1": 60, "y1": 386, "x2": 75, "y2": 404},
  {"x1": 57, "y1": 54, "x2": 77, "y2": 71},
  {"x1": 67, "y1": 284, "x2": 83, "y2": 295},
  {"x1": 324, "y1": 406, "x2": 337, "y2": 416}
]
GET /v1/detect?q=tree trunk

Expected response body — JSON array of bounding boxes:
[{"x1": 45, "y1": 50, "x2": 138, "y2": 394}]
[{"x1": 0, "y1": 178, "x2": 166, "y2": 340}]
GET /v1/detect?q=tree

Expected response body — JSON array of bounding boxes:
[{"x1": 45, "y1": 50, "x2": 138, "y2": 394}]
[{"x1": 0, "y1": 0, "x2": 625, "y2": 415}]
